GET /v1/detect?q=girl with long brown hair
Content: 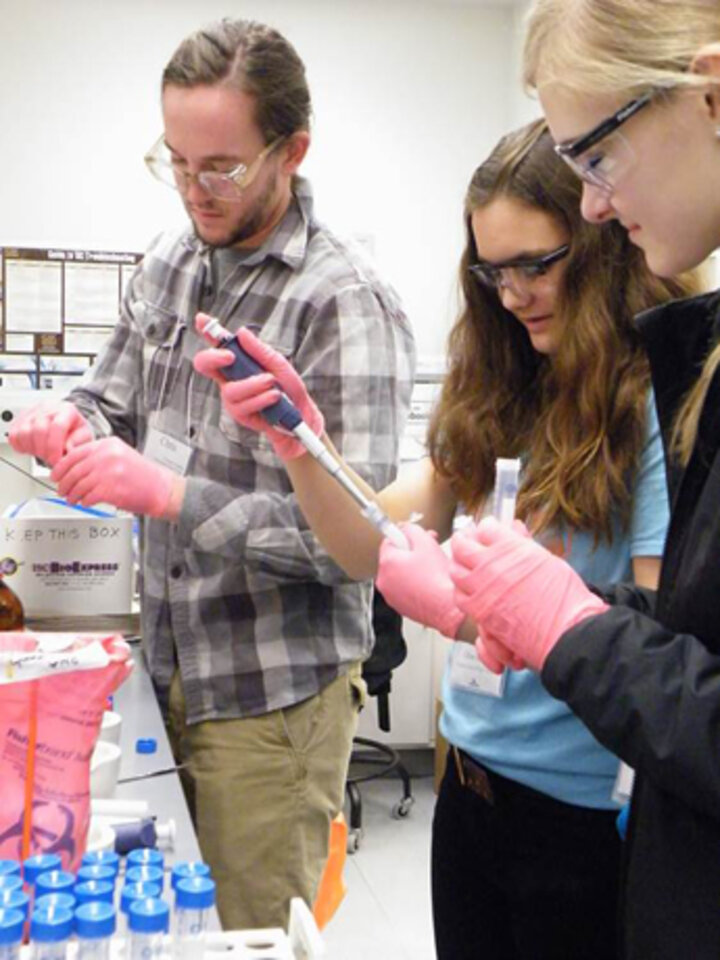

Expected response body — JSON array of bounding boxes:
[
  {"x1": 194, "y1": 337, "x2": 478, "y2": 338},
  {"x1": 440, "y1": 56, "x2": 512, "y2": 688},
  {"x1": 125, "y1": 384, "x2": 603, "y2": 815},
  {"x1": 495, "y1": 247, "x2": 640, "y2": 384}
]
[{"x1": 193, "y1": 118, "x2": 698, "y2": 959}]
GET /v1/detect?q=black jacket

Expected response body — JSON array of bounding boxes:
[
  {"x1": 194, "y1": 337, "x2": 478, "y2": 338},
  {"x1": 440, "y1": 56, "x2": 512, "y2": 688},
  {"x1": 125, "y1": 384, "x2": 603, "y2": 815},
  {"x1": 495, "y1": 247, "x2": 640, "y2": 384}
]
[{"x1": 543, "y1": 290, "x2": 720, "y2": 959}]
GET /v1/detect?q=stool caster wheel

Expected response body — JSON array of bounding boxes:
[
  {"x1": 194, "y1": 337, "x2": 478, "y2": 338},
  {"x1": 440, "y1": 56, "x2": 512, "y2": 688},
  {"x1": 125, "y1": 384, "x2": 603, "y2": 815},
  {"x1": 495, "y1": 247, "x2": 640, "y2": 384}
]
[
  {"x1": 347, "y1": 829, "x2": 362, "y2": 854},
  {"x1": 391, "y1": 797, "x2": 414, "y2": 819}
]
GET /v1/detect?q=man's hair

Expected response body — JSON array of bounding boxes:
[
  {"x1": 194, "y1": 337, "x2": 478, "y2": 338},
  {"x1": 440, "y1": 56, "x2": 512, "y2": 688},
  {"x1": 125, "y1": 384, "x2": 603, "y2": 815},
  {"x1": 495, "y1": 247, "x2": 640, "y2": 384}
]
[{"x1": 162, "y1": 18, "x2": 312, "y2": 144}]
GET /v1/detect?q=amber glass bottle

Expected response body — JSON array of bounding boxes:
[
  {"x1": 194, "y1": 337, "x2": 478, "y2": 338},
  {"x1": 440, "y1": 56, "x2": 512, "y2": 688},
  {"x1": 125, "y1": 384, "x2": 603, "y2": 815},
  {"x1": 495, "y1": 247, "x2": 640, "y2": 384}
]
[{"x1": 0, "y1": 578, "x2": 24, "y2": 630}]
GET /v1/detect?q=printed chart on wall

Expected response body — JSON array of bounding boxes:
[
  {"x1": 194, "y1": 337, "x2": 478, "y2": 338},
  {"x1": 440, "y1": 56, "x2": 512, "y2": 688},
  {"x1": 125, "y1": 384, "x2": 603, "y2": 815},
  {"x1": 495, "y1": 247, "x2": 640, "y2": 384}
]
[{"x1": 0, "y1": 247, "x2": 142, "y2": 389}]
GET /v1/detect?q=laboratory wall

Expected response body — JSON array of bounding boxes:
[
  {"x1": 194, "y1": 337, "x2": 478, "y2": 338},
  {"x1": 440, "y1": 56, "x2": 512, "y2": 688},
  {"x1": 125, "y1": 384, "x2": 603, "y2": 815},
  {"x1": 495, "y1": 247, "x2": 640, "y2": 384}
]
[{"x1": 0, "y1": 0, "x2": 525, "y2": 360}]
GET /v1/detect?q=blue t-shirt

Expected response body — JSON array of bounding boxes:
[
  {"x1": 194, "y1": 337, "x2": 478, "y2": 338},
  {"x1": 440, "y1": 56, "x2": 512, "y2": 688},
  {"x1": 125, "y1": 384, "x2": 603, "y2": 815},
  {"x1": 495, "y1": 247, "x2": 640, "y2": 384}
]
[{"x1": 441, "y1": 392, "x2": 669, "y2": 809}]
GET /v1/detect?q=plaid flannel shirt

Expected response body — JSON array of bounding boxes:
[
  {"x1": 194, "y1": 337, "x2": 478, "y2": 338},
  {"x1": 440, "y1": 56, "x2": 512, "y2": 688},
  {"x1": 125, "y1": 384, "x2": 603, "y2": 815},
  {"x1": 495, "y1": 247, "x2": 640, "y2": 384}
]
[{"x1": 68, "y1": 178, "x2": 416, "y2": 723}]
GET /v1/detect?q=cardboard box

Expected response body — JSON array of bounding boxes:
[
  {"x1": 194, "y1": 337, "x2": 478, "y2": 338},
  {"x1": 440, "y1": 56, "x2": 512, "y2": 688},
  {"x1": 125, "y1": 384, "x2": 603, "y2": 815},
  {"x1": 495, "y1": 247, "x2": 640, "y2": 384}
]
[{"x1": 0, "y1": 515, "x2": 134, "y2": 616}]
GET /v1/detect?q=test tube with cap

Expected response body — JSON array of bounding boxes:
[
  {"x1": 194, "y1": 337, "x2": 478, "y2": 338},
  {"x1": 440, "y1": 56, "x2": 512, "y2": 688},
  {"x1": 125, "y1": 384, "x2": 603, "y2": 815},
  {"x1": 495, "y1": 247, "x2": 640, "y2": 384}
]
[
  {"x1": 172, "y1": 877, "x2": 215, "y2": 960},
  {"x1": 29, "y1": 903, "x2": 73, "y2": 960},
  {"x1": 127, "y1": 898, "x2": 169, "y2": 960},
  {"x1": 0, "y1": 907, "x2": 25, "y2": 960},
  {"x1": 492, "y1": 458, "x2": 521, "y2": 527},
  {"x1": 118, "y1": 883, "x2": 161, "y2": 938},
  {"x1": 74, "y1": 901, "x2": 116, "y2": 960}
]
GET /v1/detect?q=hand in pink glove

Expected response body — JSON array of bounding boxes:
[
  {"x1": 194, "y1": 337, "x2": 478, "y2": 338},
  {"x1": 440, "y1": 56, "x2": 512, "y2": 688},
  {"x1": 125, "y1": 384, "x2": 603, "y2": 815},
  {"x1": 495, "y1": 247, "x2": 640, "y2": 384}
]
[
  {"x1": 9, "y1": 400, "x2": 93, "y2": 467},
  {"x1": 376, "y1": 522, "x2": 465, "y2": 639},
  {"x1": 51, "y1": 437, "x2": 178, "y2": 518},
  {"x1": 450, "y1": 516, "x2": 609, "y2": 672},
  {"x1": 193, "y1": 314, "x2": 325, "y2": 460}
]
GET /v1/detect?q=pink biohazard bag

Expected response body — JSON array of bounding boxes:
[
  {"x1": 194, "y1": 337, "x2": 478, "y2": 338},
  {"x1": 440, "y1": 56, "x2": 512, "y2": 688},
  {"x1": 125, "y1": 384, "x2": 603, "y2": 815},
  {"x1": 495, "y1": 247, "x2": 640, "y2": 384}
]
[{"x1": 0, "y1": 632, "x2": 132, "y2": 871}]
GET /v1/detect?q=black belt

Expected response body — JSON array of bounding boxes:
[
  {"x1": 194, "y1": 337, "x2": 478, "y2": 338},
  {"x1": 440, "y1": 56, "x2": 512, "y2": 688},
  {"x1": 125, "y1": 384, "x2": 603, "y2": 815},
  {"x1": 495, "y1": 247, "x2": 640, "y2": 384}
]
[{"x1": 453, "y1": 746, "x2": 495, "y2": 805}]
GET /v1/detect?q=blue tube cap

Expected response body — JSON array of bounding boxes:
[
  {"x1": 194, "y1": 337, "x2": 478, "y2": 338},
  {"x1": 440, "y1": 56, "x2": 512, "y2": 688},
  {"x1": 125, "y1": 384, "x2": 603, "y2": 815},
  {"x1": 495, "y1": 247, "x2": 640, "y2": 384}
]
[
  {"x1": 0, "y1": 889, "x2": 30, "y2": 920},
  {"x1": 171, "y1": 861, "x2": 211, "y2": 891},
  {"x1": 0, "y1": 876, "x2": 23, "y2": 895},
  {"x1": 73, "y1": 879, "x2": 115, "y2": 906},
  {"x1": 127, "y1": 848, "x2": 163, "y2": 870},
  {"x1": 175, "y1": 876, "x2": 216, "y2": 910},
  {"x1": 23, "y1": 854, "x2": 62, "y2": 886},
  {"x1": 76, "y1": 864, "x2": 116, "y2": 886},
  {"x1": 127, "y1": 897, "x2": 169, "y2": 934},
  {"x1": 34, "y1": 893, "x2": 75, "y2": 915},
  {"x1": 135, "y1": 738, "x2": 157, "y2": 754},
  {"x1": 75, "y1": 901, "x2": 116, "y2": 939},
  {"x1": 0, "y1": 862, "x2": 21, "y2": 880},
  {"x1": 30, "y1": 903, "x2": 74, "y2": 942},
  {"x1": 125, "y1": 865, "x2": 164, "y2": 890},
  {"x1": 35, "y1": 870, "x2": 76, "y2": 898},
  {"x1": 0, "y1": 908, "x2": 24, "y2": 946},
  {"x1": 120, "y1": 882, "x2": 162, "y2": 916},
  {"x1": 80, "y1": 851, "x2": 120, "y2": 878}
]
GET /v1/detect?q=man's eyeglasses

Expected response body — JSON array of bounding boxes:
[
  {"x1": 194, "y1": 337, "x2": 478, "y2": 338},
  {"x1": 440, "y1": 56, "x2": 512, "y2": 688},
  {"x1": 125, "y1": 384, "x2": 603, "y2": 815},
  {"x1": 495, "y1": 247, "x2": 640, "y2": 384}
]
[
  {"x1": 144, "y1": 136, "x2": 283, "y2": 202},
  {"x1": 469, "y1": 244, "x2": 570, "y2": 294},
  {"x1": 554, "y1": 93, "x2": 653, "y2": 195}
]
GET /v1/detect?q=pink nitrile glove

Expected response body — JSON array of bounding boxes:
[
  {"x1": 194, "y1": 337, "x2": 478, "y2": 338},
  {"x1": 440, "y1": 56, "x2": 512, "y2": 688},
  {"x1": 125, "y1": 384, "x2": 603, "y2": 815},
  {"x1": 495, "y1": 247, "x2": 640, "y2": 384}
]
[
  {"x1": 9, "y1": 399, "x2": 93, "y2": 467},
  {"x1": 51, "y1": 437, "x2": 176, "y2": 518},
  {"x1": 449, "y1": 516, "x2": 609, "y2": 672},
  {"x1": 193, "y1": 314, "x2": 324, "y2": 461},
  {"x1": 376, "y1": 522, "x2": 465, "y2": 639}
]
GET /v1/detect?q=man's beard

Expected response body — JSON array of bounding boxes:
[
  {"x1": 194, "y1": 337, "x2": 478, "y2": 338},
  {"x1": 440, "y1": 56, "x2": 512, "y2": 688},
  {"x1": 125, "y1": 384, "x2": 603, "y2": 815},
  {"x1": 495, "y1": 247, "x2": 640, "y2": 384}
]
[{"x1": 192, "y1": 170, "x2": 278, "y2": 249}]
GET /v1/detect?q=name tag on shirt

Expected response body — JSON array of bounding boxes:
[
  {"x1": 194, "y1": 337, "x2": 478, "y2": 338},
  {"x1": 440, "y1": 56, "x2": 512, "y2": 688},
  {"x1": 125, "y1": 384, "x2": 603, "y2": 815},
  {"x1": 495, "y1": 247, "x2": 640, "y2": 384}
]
[
  {"x1": 448, "y1": 642, "x2": 506, "y2": 698},
  {"x1": 144, "y1": 423, "x2": 193, "y2": 476},
  {"x1": 612, "y1": 761, "x2": 635, "y2": 804}
]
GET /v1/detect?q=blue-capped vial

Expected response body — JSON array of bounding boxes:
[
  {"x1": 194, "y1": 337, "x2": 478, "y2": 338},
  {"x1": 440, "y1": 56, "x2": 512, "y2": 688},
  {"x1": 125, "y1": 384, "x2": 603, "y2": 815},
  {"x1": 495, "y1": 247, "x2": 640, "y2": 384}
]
[
  {"x1": 73, "y1": 880, "x2": 114, "y2": 907},
  {"x1": 127, "y1": 898, "x2": 169, "y2": 960},
  {"x1": 125, "y1": 865, "x2": 164, "y2": 892},
  {"x1": 170, "y1": 861, "x2": 211, "y2": 891},
  {"x1": 33, "y1": 894, "x2": 75, "y2": 916},
  {"x1": 118, "y1": 882, "x2": 161, "y2": 937},
  {"x1": 0, "y1": 879, "x2": 22, "y2": 897},
  {"x1": 79, "y1": 852, "x2": 119, "y2": 882},
  {"x1": 127, "y1": 848, "x2": 163, "y2": 871},
  {"x1": 0, "y1": 906, "x2": 24, "y2": 960},
  {"x1": 172, "y1": 877, "x2": 215, "y2": 960},
  {"x1": 23, "y1": 856, "x2": 62, "y2": 889},
  {"x1": 29, "y1": 902, "x2": 73, "y2": 960},
  {"x1": 75, "y1": 865, "x2": 116, "y2": 889},
  {"x1": 0, "y1": 864, "x2": 20, "y2": 882},
  {"x1": 34, "y1": 872, "x2": 75, "y2": 901},
  {"x1": 74, "y1": 901, "x2": 116, "y2": 960},
  {"x1": 0, "y1": 890, "x2": 30, "y2": 921}
]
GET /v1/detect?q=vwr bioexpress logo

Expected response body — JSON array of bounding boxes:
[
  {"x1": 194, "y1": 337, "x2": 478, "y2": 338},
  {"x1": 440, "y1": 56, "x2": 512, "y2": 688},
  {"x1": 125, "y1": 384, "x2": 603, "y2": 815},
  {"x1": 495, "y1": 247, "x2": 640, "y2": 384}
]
[{"x1": 32, "y1": 562, "x2": 120, "y2": 574}]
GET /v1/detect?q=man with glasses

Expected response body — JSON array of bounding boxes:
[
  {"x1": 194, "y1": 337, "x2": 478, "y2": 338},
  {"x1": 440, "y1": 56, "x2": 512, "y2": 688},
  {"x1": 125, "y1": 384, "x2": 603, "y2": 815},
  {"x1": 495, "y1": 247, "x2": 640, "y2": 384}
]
[{"x1": 10, "y1": 18, "x2": 415, "y2": 931}]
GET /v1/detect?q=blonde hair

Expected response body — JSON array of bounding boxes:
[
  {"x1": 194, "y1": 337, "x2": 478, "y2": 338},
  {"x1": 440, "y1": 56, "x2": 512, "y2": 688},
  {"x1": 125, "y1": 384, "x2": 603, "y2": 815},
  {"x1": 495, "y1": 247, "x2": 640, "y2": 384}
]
[
  {"x1": 523, "y1": 0, "x2": 720, "y2": 465},
  {"x1": 523, "y1": 0, "x2": 720, "y2": 98}
]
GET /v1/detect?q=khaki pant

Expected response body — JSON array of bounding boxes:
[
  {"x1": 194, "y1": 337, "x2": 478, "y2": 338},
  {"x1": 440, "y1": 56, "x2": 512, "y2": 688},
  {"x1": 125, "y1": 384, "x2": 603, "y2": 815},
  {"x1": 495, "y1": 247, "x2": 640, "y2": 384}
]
[{"x1": 167, "y1": 664, "x2": 365, "y2": 931}]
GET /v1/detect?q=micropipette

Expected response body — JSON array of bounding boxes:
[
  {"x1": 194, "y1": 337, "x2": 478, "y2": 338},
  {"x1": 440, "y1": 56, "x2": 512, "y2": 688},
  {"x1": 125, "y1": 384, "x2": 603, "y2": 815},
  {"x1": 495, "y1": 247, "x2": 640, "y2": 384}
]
[{"x1": 200, "y1": 318, "x2": 409, "y2": 548}]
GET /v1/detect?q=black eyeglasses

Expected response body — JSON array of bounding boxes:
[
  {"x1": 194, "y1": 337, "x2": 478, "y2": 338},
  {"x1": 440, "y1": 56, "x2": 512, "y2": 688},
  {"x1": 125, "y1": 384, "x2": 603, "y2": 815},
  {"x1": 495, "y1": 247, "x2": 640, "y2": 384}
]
[
  {"x1": 554, "y1": 93, "x2": 653, "y2": 194},
  {"x1": 469, "y1": 243, "x2": 570, "y2": 293}
]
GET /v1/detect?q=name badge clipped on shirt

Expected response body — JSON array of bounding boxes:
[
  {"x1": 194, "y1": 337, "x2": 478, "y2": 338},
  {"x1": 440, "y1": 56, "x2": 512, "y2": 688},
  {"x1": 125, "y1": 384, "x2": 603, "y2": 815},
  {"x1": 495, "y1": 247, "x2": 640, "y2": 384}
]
[
  {"x1": 448, "y1": 642, "x2": 506, "y2": 698},
  {"x1": 144, "y1": 421, "x2": 193, "y2": 477},
  {"x1": 612, "y1": 761, "x2": 635, "y2": 805}
]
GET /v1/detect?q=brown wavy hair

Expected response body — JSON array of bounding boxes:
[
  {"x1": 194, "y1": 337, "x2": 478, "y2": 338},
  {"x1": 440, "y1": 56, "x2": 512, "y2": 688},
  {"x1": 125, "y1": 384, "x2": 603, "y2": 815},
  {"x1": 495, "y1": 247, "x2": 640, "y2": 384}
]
[{"x1": 427, "y1": 119, "x2": 699, "y2": 542}]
